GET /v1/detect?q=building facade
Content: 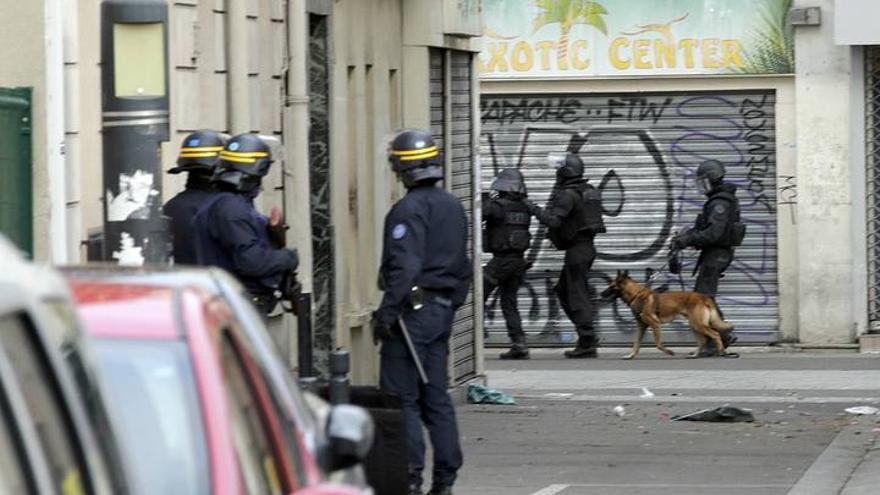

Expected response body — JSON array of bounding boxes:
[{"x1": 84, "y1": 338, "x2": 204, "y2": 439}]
[
  {"x1": 478, "y1": 0, "x2": 869, "y2": 346},
  {"x1": 0, "y1": 0, "x2": 484, "y2": 385}
]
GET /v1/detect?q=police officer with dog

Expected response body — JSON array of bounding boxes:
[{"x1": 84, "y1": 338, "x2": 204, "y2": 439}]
[
  {"x1": 672, "y1": 159, "x2": 745, "y2": 356},
  {"x1": 530, "y1": 152, "x2": 606, "y2": 358},
  {"x1": 192, "y1": 133, "x2": 298, "y2": 316},
  {"x1": 482, "y1": 168, "x2": 533, "y2": 360},
  {"x1": 163, "y1": 130, "x2": 227, "y2": 265},
  {"x1": 371, "y1": 129, "x2": 472, "y2": 495}
]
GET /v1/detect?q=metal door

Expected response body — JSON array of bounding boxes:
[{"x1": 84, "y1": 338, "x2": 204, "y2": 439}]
[
  {"x1": 480, "y1": 91, "x2": 780, "y2": 345},
  {"x1": 0, "y1": 88, "x2": 32, "y2": 256}
]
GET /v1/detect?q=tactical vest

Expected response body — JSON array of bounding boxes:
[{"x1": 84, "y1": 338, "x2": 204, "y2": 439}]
[
  {"x1": 484, "y1": 198, "x2": 532, "y2": 254},
  {"x1": 548, "y1": 182, "x2": 606, "y2": 250},
  {"x1": 696, "y1": 191, "x2": 746, "y2": 248}
]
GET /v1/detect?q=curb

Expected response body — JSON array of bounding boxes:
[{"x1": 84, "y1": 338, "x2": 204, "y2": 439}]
[
  {"x1": 840, "y1": 435, "x2": 880, "y2": 495},
  {"x1": 486, "y1": 345, "x2": 862, "y2": 357},
  {"x1": 787, "y1": 421, "x2": 879, "y2": 495}
]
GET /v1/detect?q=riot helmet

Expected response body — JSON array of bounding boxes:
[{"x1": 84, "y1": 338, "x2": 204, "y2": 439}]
[
  {"x1": 213, "y1": 133, "x2": 273, "y2": 193},
  {"x1": 388, "y1": 129, "x2": 444, "y2": 188},
  {"x1": 548, "y1": 152, "x2": 585, "y2": 181},
  {"x1": 491, "y1": 168, "x2": 527, "y2": 197},
  {"x1": 696, "y1": 159, "x2": 726, "y2": 195},
  {"x1": 169, "y1": 130, "x2": 228, "y2": 175}
]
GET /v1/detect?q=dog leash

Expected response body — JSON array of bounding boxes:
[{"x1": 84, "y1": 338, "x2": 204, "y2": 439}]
[{"x1": 646, "y1": 258, "x2": 671, "y2": 286}]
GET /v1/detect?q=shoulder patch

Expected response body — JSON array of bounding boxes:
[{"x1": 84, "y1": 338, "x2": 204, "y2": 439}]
[
  {"x1": 712, "y1": 203, "x2": 727, "y2": 215},
  {"x1": 392, "y1": 223, "x2": 407, "y2": 240}
]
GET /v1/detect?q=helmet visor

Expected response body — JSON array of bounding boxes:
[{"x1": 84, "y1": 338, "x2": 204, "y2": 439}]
[
  {"x1": 547, "y1": 152, "x2": 568, "y2": 170},
  {"x1": 696, "y1": 176, "x2": 714, "y2": 195}
]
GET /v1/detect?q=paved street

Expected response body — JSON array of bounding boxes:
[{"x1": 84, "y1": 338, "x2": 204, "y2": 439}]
[{"x1": 455, "y1": 349, "x2": 880, "y2": 495}]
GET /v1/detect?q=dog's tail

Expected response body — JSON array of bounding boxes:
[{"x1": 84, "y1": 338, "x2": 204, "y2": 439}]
[{"x1": 707, "y1": 300, "x2": 733, "y2": 331}]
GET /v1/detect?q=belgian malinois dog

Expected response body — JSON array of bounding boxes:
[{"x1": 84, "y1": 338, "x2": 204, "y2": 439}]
[{"x1": 601, "y1": 270, "x2": 735, "y2": 360}]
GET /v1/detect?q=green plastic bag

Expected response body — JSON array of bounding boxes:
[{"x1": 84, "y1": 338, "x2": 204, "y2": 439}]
[{"x1": 467, "y1": 383, "x2": 516, "y2": 405}]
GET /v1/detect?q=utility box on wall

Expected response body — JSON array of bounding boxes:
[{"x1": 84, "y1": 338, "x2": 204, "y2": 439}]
[{"x1": 444, "y1": 0, "x2": 482, "y2": 37}]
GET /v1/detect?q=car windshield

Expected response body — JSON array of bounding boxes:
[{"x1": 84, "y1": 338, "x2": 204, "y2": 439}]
[{"x1": 94, "y1": 339, "x2": 209, "y2": 495}]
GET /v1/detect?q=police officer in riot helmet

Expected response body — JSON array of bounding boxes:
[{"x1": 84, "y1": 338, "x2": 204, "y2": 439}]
[
  {"x1": 530, "y1": 152, "x2": 606, "y2": 358},
  {"x1": 482, "y1": 168, "x2": 534, "y2": 360},
  {"x1": 672, "y1": 159, "x2": 745, "y2": 357},
  {"x1": 163, "y1": 130, "x2": 227, "y2": 265},
  {"x1": 192, "y1": 133, "x2": 298, "y2": 316},
  {"x1": 372, "y1": 129, "x2": 471, "y2": 495}
]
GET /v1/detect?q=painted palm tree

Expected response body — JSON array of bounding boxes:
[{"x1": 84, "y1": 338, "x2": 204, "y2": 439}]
[
  {"x1": 532, "y1": 0, "x2": 609, "y2": 66},
  {"x1": 739, "y1": 0, "x2": 794, "y2": 74}
]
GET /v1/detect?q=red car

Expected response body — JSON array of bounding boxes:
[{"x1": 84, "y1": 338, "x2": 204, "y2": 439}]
[{"x1": 67, "y1": 276, "x2": 368, "y2": 495}]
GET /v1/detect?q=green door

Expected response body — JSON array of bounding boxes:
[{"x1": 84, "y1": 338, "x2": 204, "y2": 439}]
[{"x1": 0, "y1": 88, "x2": 32, "y2": 256}]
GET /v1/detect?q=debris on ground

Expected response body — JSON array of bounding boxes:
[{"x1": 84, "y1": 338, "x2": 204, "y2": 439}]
[
  {"x1": 640, "y1": 387, "x2": 655, "y2": 398},
  {"x1": 671, "y1": 406, "x2": 755, "y2": 423},
  {"x1": 613, "y1": 405, "x2": 626, "y2": 417},
  {"x1": 844, "y1": 406, "x2": 880, "y2": 415},
  {"x1": 467, "y1": 384, "x2": 516, "y2": 405}
]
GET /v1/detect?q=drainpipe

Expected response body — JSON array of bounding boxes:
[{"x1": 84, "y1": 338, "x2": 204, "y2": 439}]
[
  {"x1": 45, "y1": 0, "x2": 67, "y2": 262},
  {"x1": 227, "y1": 0, "x2": 249, "y2": 133},
  {"x1": 285, "y1": 0, "x2": 314, "y2": 375}
]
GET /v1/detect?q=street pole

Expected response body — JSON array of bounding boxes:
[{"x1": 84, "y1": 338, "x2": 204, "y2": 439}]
[{"x1": 100, "y1": 0, "x2": 170, "y2": 265}]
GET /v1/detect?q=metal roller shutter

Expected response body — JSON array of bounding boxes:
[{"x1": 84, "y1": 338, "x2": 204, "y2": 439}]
[
  {"x1": 430, "y1": 49, "x2": 478, "y2": 382},
  {"x1": 449, "y1": 51, "x2": 476, "y2": 382},
  {"x1": 480, "y1": 91, "x2": 780, "y2": 346},
  {"x1": 866, "y1": 48, "x2": 880, "y2": 332}
]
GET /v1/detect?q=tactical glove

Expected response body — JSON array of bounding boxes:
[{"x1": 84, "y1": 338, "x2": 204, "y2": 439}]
[{"x1": 371, "y1": 313, "x2": 392, "y2": 345}]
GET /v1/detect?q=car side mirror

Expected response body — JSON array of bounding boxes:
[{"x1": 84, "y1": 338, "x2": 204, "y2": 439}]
[{"x1": 327, "y1": 404, "x2": 374, "y2": 471}]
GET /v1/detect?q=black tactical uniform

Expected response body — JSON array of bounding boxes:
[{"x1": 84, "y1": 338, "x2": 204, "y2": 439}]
[
  {"x1": 193, "y1": 134, "x2": 298, "y2": 316},
  {"x1": 674, "y1": 160, "x2": 745, "y2": 355},
  {"x1": 372, "y1": 129, "x2": 471, "y2": 495},
  {"x1": 482, "y1": 168, "x2": 533, "y2": 360},
  {"x1": 163, "y1": 130, "x2": 227, "y2": 265},
  {"x1": 531, "y1": 153, "x2": 606, "y2": 358}
]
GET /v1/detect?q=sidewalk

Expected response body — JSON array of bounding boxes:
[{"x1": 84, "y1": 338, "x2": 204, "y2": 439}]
[{"x1": 455, "y1": 350, "x2": 880, "y2": 494}]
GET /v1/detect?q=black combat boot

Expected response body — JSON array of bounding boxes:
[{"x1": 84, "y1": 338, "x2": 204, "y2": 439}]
[
  {"x1": 564, "y1": 346, "x2": 598, "y2": 358},
  {"x1": 564, "y1": 335, "x2": 598, "y2": 359},
  {"x1": 699, "y1": 329, "x2": 739, "y2": 357},
  {"x1": 500, "y1": 337, "x2": 530, "y2": 360}
]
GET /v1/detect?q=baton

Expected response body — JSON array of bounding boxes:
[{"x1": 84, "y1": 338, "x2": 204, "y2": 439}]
[{"x1": 397, "y1": 315, "x2": 429, "y2": 384}]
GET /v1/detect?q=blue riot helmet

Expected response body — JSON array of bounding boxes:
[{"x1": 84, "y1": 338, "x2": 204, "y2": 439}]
[
  {"x1": 388, "y1": 129, "x2": 444, "y2": 188},
  {"x1": 169, "y1": 130, "x2": 228, "y2": 175},
  {"x1": 214, "y1": 134, "x2": 273, "y2": 193}
]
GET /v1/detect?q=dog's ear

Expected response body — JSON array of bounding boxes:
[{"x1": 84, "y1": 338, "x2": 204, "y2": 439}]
[
  {"x1": 616, "y1": 269, "x2": 621, "y2": 277},
  {"x1": 623, "y1": 269, "x2": 629, "y2": 277}
]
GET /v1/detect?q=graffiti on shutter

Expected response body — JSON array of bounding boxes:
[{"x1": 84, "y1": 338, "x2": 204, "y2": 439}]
[{"x1": 480, "y1": 91, "x2": 780, "y2": 345}]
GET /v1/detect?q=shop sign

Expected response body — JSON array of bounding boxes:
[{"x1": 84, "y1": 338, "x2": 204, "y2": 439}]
[{"x1": 480, "y1": 0, "x2": 794, "y2": 78}]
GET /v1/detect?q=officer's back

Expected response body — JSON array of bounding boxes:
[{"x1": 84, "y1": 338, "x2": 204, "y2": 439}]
[
  {"x1": 386, "y1": 185, "x2": 469, "y2": 291},
  {"x1": 192, "y1": 133, "x2": 298, "y2": 314},
  {"x1": 163, "y1": 130, "x2": 227, "y2": 265}
]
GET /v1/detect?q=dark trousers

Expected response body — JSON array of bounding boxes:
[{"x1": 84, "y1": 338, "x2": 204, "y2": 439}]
[
  {"x1": 694, "y1": 247, "x2": 734, "y2": 298},
  {"x1": 695, "y1": 246, "x2": 734, "y2": 348},
  {"x1": 380, "y1": 302, "x2": 463, "y2": 488},
  {"x1": 483, "y1": 254, "x2": 528, "y2": 344},
  {"x1": 555, "y1": 241, "x2": 598, "y2": 347}
]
